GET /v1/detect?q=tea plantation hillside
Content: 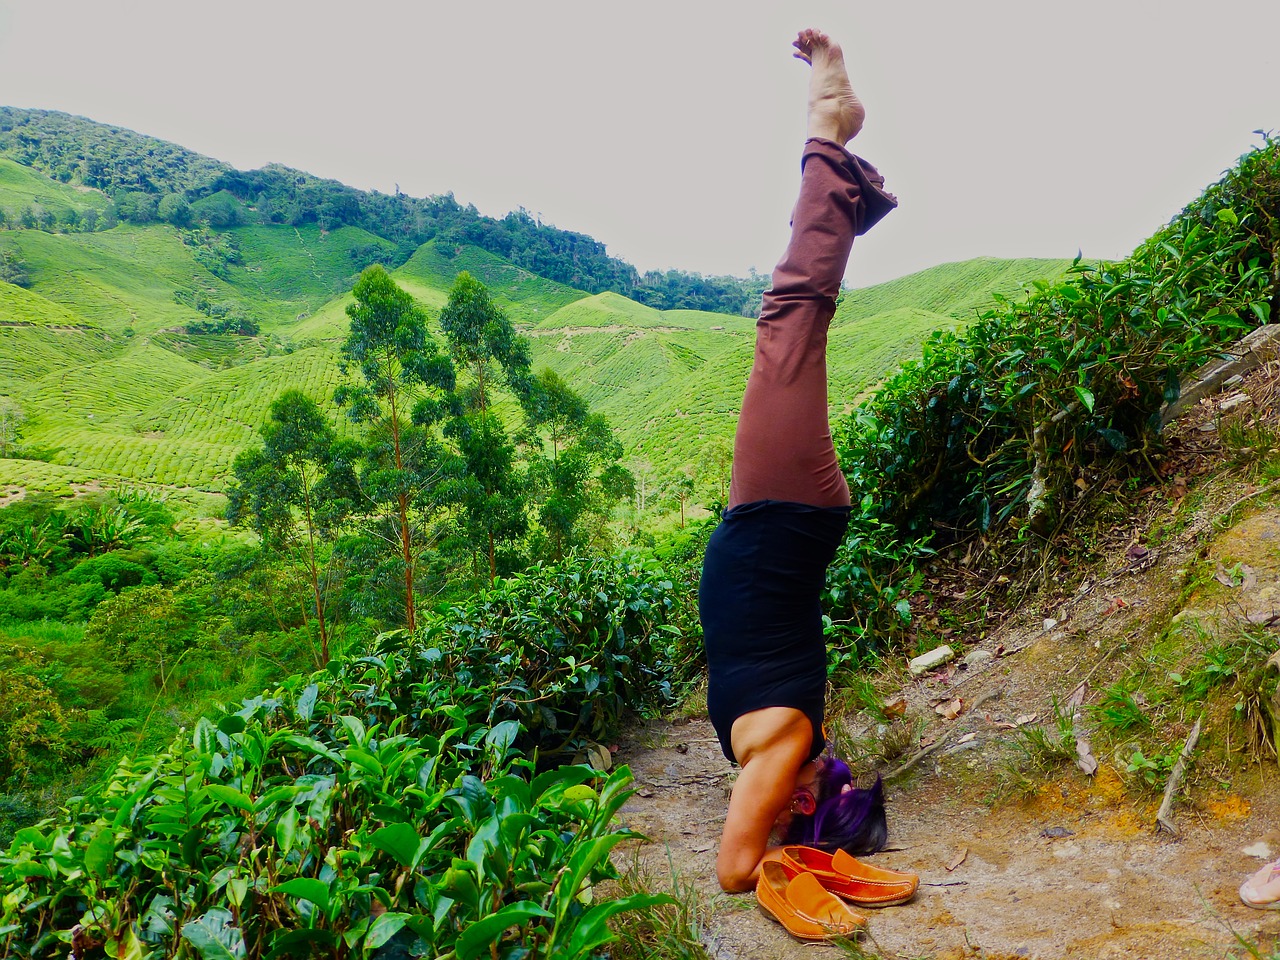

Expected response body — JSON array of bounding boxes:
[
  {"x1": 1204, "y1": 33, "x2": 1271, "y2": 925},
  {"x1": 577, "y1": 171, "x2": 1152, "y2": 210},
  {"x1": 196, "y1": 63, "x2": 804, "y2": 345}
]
[
  {"x1": 0, "y1": 130, "x2": 1068, "y2": 504},
  {"x1": 525, "y1": 259, "x2": 1071, "y2": 475}
]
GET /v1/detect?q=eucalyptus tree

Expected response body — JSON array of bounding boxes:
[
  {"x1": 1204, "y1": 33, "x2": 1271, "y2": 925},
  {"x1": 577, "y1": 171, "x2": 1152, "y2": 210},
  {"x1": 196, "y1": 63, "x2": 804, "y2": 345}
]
[
  {"x1": 438, "y1": 272, "x2": 534, "y2": 582},
  {"x1": 334, "y1": 265, "x2": 455, "y2": 632},
  {"x1": 523, "y1": 370, "x2": 635, "y2": 560},
  {"x1": 226, "y1": 389, "x2": 359, "y2": 663}
]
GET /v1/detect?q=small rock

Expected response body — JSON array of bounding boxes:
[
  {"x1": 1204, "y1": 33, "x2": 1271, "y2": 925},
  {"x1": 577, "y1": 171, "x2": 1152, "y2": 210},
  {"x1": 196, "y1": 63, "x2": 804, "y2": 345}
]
[
  {"x1": 909, "y1": 645, "x2": 956, "y2": 675},
  {"x1": 1244, "y1": 841, "x2": 1274, "y2": 859},
  {"x1": 1043, "y1": 617, "x2": 1058, "y2": 631},
  {"x1": 674, "y1": 743, "x2": 689, "y2": 755},
  {"x1": 964, "y1": 650, "x2": 994, "y2": 670},
  {"x1": 1041, "y1": 826, "x2": 1075, "y2": 839}
]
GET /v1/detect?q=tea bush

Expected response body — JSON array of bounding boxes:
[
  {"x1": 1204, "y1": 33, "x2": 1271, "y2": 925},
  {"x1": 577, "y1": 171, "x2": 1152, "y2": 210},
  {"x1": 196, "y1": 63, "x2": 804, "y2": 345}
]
[
  {"x1": 830, "y1": 135, "x2": 1280, "y2": 610},
  {"x1": 0, "y1": 552, "x2": 688, "y2": 958}
]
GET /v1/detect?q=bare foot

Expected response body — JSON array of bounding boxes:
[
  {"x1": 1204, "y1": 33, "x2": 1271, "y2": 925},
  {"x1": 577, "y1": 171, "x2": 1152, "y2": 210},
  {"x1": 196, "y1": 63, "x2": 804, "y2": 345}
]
[{"x1": 792, "y1": 29, "x2": 865, "y2": 145}]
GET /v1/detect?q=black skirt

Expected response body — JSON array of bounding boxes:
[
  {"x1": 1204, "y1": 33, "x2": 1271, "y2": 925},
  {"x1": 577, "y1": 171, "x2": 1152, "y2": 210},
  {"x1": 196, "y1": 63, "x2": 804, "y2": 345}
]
[{"x1": 699, "y1": 500, "x2": 849, "y2": 764}]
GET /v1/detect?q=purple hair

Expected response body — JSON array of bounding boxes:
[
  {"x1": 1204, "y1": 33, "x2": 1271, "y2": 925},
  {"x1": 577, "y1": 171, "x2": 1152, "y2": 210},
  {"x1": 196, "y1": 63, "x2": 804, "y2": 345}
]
[{"x1": 784, "y1": 759, "x2": 887, "y2": 855}]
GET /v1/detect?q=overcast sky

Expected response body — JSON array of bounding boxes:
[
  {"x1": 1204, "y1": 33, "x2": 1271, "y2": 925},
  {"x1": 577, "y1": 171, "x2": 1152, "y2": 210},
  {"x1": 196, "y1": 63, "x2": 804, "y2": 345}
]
[{"x1": 1, "y1": 1, "x2": 1278, "y2": 287}]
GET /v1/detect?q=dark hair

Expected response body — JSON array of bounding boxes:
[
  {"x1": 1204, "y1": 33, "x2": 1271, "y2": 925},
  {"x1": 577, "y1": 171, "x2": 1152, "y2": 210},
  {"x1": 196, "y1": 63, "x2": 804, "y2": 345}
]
[{"x1": 784, "y1": 758, "x2": 887, "y2": 855}]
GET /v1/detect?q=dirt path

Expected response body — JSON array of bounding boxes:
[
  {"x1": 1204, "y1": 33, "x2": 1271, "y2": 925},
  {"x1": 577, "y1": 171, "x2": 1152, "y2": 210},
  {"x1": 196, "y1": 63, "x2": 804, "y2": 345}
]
[{"x1": 617, "y1": 496, "x2": 1280, "y2": 959}]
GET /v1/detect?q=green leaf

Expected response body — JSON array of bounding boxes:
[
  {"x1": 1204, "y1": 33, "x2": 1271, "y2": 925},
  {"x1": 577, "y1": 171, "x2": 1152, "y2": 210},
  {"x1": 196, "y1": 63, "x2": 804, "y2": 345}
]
[
  {"x1": 217, "y1": 714, "x2": 247, "y2": 736},
  {"x1": 276, "y1": 733, "x2": 343, "y2": 764},
  {"x1": 83, "y1": 828, "x2": 116, "y2": 880},
  {"x1": 343, "y1": 747, "x2": 384, "y2": 779},
  {"x1": 106, "y1": 926, "x2": 146, "y2": 960},
  {"x1": 296, "y1": 683, "x2": 319, "y2": 722},
  {"x1": 484, "y1": 720, "x2": 520, "y2": 761},
  {"x1": 275, "y1": 806, "x2": 299, "y2": 857},
  {"x1": 206, "y1": 785, "x2": 254, "y2": 813},
  {"x1": 564, "y1": 893, "x2": 675, "y2": 958},
  {"x1": 370, "y1": 822, "x2": 421, "y2": 868},
  {"x1": 456, "y1": 902, "x2": 553, "y2": 960},
  {"x1": 555, "y1": 835, "x2": 628, "y2": 920},
  {"x1": 363, "y1": 912, "x2": 410, "y2": 952},
  {"x1": 180, "y1": 908, "x2": 246, "y2": 960},
  {"x1": 1073, "y1": 385, "x2": 1096, "y2": 413},
  {"x1": 271, "y1": 878, "x2": 331, "y2": 913},
  {"x1": 192, "y1": 717, "x2": 217, "y2": 756},
  {"x1": 1097, "y1": 428, "x2": 1128, "y2": 452}
]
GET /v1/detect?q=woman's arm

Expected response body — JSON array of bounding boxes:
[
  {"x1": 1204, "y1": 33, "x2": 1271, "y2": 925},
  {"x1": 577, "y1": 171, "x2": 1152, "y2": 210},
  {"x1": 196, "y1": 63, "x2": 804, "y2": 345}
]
[{"x1": 715, "y1": 707, "x2": 813, "y2": 892}]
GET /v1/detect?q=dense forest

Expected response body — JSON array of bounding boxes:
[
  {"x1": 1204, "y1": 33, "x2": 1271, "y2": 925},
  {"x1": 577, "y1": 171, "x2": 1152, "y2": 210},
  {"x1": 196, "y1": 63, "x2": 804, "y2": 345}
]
[{"x1": 0, "y1": 107, "x2": 767, "y2": 315}]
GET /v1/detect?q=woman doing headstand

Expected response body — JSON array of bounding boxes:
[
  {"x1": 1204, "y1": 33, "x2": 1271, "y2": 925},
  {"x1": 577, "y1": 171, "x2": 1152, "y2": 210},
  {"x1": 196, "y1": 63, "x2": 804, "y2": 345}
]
[{"x1": 701, "y1": 29, "x2": 898, "y2": 893}]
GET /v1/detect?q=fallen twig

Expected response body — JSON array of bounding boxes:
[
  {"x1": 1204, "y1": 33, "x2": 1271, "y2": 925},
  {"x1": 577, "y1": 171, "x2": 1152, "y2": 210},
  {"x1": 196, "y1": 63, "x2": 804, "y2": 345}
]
[
  {"x1": 1155, "y1": 717, "x2": 1202, "y2": 836},
  {"x1": 1213, "y1": 480, "x2": 1280, "y2": 532},
  {"x1": 885, "y1": 689, "x2": 1003, "y2": 780}
]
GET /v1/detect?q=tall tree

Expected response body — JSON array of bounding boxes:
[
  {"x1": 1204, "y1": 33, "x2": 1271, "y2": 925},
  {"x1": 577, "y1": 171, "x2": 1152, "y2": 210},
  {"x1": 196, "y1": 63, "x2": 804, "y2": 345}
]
[
  {"x1": 334, "y1": 266, "x2": 455, "y2": 631},
  {"x1": 523, "y1": 370, "x2": 635, "y2": 560},
  {"x1": 226, "y1": 390, "x2": 358, "y2": 664},
  {"x1": 437, "y1": 271, "x2": 533, "y2": 412},
  {"x1": 438, "y1": 272, "x2": 534, "y2": 582}
]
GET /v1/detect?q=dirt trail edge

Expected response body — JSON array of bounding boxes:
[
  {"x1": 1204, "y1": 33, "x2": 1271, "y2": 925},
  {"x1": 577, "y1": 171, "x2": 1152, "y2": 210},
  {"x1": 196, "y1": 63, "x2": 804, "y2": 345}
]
[{"x1": 617, "y1": 499, "x2": 1280, "y2": 959}]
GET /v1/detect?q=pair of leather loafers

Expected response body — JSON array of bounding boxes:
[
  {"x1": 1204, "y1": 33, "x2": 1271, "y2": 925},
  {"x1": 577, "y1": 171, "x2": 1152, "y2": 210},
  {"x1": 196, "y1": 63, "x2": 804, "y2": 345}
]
[
  {"x1": 778, "y1": 845, "x2": 919, "y2": 907},
  {"x1": 755, "y1": 846, "x2": 919, "y2": 941}
]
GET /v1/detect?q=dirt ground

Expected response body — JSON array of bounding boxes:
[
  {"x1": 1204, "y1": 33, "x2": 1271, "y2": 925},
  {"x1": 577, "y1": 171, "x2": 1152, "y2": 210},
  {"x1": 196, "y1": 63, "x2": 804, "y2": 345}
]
[{"x1": 616, "y1": 388, "x2": 1280, "y2": 959}]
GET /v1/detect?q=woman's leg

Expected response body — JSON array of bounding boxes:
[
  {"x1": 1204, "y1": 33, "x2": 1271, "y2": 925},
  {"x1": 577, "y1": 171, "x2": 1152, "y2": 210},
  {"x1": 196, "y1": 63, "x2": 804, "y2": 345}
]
[{"x1": 727, "y1": 35, "x2": 896, "y2": 509}]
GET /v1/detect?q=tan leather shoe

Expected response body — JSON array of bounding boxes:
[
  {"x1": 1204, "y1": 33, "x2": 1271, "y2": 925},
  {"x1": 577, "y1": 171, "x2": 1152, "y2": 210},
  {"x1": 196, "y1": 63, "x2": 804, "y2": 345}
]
[
  {"x1": 756, "y1": 860, "x2": 866, "y2": 940},
  {"x1": 779, "y1": 845, "x2": 919, "y2": 906}
]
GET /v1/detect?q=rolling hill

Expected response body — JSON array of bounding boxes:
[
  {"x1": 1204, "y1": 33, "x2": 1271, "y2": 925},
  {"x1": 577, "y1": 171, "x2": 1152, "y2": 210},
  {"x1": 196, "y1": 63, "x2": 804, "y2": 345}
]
[{"x1": 0, "y1": 125, "x2": 1070, "y2": 513}]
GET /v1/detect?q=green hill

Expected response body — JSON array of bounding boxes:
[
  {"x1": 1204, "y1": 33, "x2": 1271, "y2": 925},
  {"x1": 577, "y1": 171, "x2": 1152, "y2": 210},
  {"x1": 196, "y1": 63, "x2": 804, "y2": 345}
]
[
  {"x1": 0, "y1": 132, "x2": 1070, "y2": 510},
  {"x1": 0, "y1": 157, "x2": 111, "y2": 225},
  {"x1": 838, "y1": 256, "x2": 1072, "y2": 321}
]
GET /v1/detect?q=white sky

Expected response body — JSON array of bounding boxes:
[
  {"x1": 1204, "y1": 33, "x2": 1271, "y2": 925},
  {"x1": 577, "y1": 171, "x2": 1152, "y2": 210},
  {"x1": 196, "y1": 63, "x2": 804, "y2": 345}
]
[{"x1": 1, "y1": 0, "x2": 1278, "y2": 287}]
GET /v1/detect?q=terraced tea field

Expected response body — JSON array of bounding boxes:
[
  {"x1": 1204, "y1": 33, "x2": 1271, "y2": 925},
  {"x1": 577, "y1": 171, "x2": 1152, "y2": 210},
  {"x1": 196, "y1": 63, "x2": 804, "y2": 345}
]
[{"x1": 0, "y1": 148, "x2": 1070, "y2": 513}]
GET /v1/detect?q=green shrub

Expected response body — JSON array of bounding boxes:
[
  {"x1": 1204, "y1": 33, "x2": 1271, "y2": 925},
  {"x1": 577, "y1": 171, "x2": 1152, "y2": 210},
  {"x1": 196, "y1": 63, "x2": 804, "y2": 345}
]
[
  {"x1": 828, "y1": 135, "x2": 1280, "y2": 612},
  {"x1": 62, "y1": 553, "x2": 157, "y2": 594},
  {"x1": 407, "y1": 552, "x2": 692, "y2": 762},
  {"x1": 0, "y1": 551, "x2": 688, "y2": 958}
]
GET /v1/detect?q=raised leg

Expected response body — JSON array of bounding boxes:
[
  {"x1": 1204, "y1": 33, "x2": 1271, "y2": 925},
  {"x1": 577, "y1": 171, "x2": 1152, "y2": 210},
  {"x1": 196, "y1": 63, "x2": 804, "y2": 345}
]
[{"x1": 727, "y1": 33, "x2": 896, "y2": 509}]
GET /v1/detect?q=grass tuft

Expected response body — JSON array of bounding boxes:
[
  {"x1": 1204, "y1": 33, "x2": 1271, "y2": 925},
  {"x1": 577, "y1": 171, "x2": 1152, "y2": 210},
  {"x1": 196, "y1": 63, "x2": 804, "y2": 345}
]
[{"x1": 609, "y1": 847, "x2": 715, "y2": 960}]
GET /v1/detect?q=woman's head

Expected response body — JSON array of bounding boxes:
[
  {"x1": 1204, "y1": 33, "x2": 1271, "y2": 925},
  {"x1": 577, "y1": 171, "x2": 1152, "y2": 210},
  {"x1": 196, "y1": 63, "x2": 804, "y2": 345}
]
[{"x1": 783, "y1": 756, "x2": 887, "y2": 855}]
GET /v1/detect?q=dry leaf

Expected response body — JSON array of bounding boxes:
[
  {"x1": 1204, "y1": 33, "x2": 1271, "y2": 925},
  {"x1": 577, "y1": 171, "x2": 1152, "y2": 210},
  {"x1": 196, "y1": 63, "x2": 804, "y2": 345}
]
[
  {"x1": 1064, "y1": 681, "x2": 1089, "y2": 713},
  {"x1": 945, "y1": 847, "x2": 968, "y2": 871},
  {"x1": 957, "y1": 732, "x2": 977, "y2": 744},
  {"x1": 883, "y1": 696, "x2": 908, "y2": 719},
  {"x1": 1076, "y1": 739, "x2": 1098, "y2": 776},
  {"x1": 689, "y1": 841, "x2": 715, "y2": 853},
  {"x1": 935, "y1": 698, "x2": 963, "y2": 720},
  {"x1": 1014, "y1": 713, "x2": 1038, "y2": 726},
  {"x1": 588, "y1": 743, "x2": 612, "y2": 771}
]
